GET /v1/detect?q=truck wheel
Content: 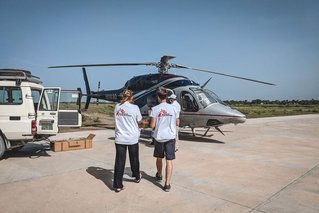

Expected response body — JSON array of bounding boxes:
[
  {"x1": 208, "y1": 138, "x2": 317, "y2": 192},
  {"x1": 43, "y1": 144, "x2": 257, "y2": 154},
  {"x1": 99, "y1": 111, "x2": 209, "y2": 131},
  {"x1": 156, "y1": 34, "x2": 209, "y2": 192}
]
[{"x1": 0, "y1": 135, "x2": 5, "y2": 159}]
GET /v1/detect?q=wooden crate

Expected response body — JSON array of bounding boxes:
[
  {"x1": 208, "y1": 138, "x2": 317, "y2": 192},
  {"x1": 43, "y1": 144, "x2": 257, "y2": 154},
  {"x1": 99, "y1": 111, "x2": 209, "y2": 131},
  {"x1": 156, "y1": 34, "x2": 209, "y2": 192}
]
[{"x1": 51, "y1": 134, "x2": 95, "y2": 152}]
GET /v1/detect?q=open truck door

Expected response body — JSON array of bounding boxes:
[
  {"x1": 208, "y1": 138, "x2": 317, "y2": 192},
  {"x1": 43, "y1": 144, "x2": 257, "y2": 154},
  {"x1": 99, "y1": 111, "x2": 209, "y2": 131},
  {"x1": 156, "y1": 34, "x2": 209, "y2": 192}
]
[
  {"x1": 37, "y1": 88, "x2": 82, "y2": 136},
  {"x1": 37, "y1": 87, "x2": 61, "y2": 135},
  {"x1": 58, "y1": 90, "x2": 82, "y2": 127}
]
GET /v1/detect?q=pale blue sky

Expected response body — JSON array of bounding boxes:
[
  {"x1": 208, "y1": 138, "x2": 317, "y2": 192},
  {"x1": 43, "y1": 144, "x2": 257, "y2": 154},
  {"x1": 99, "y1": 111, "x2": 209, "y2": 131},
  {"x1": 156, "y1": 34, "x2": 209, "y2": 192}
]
[{"x1": 1, "y1": 0, "x2": 318, "y2": 100}]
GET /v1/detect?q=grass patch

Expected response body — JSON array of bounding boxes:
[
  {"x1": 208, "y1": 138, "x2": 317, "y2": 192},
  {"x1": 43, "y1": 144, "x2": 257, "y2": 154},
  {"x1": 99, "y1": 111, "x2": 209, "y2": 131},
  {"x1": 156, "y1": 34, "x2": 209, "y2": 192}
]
[
  {"x1": 64, "y1": 102, "x2": 319, "y2": 126},
  {"x1": 229, "y1": 104, "x2": 319, "y2": 119}
]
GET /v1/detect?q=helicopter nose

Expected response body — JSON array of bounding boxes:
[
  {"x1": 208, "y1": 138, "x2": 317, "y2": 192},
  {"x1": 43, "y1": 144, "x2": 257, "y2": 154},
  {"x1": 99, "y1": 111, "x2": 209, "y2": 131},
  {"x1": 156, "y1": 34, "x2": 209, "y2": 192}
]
[
  {"x1": 232, "y1": 109, "x2": 246, "y2": 124},
  {"x1": 222, "y1": 108, "x2": 246, "y2": 124},
  {"x1": 205, "y1": 104, "x2": 246, "y2": 125}
]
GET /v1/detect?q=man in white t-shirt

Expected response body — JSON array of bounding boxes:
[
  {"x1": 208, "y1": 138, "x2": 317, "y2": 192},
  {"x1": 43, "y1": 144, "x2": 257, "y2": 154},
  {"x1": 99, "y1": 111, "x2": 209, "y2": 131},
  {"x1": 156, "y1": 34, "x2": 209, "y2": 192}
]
[
  {"x1": 113, "y1": 89, "x2": 147, "y2": 192},
  {"x1": 168, "y1": 94, "x2": 181, "y2": 151},
  {"x1": 150, "y1": 87, "x2": 179, "y2": 192}
]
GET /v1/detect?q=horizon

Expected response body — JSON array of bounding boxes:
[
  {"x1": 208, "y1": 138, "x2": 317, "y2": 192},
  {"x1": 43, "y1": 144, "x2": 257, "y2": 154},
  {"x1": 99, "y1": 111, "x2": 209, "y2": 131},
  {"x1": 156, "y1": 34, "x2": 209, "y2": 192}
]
[{"x1": 1, "y1": 0, "x2": 318, "y2": 101}]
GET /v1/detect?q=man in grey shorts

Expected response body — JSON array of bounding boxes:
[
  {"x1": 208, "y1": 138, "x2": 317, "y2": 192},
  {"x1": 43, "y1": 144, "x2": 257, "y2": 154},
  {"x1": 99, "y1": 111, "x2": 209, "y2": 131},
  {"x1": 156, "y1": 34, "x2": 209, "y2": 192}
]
[{"x1": 150, "y1": 87, "x2": 179, "y2": 192}]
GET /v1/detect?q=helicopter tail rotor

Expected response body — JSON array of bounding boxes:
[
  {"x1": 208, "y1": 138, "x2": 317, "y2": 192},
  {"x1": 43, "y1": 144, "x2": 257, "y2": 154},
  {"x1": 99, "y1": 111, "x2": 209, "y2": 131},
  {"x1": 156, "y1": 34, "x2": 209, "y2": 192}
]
[{"x1": 82, "y1": 68, "x2": 92, "y2": 109}]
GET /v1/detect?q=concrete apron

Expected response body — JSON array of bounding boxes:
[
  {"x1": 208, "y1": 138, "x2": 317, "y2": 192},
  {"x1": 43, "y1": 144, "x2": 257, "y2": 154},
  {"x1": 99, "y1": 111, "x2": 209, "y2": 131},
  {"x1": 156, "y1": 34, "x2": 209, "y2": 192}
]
[{"x1": 0, "y1": 114, "x2": 318, "y2": 213}]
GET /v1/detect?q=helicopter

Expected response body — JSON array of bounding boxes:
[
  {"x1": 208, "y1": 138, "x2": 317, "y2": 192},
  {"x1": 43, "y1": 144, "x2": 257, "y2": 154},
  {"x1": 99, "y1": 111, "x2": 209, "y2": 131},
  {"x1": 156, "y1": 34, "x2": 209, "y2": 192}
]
[{"x1": 49, "y1": 56, "x2": 275, "y2": 136}]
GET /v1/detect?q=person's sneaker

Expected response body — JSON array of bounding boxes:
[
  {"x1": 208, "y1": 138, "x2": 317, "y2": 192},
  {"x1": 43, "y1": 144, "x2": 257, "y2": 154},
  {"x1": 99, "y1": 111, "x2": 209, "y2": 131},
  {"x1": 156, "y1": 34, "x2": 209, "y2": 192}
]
[
  {"x1": 163, "y1": 184, "x2": 171, "y2": 192},
  {"x1": 135, "y1": 173, "x2": 142, "y2": 183},
  {"x1": 114, "y1": 186, "x2": 125, "y2": 193},
  {"x1": 155, "y1": 172, "x2": 162, "y2": 181}
]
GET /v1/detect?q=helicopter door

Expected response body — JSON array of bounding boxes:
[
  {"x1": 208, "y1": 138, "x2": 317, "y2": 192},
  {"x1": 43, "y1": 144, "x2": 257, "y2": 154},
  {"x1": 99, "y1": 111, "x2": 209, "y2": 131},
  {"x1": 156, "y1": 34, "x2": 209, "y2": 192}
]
[
  {"x1": 181, "y1": 92, "x2": 199, "y2": 112},
  {"x1": 37, "y1": 87, "x2": 60, "y2": 135},
  {"x1": 180, "y1": 91, "x2": 199, "y2": 127}
]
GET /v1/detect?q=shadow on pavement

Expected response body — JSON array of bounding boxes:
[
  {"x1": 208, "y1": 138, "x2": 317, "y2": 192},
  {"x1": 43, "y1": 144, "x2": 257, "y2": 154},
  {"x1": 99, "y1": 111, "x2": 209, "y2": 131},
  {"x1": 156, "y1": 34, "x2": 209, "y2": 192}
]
[
  {"x1": 140, "y1": 171, "x2": 163, "y2": 190},
  {"x1": 86, "y1": 166, "x2": 114, "y2": 191},
  {"x1": 109, "y1": 128, "x2": 224, "y2": 144},
  {"x1": 86, "y1": 166, "x2": 163, "y2": 191},
  {"x1": 179, "y1": 132, "x2": 225, "y2": 144},
  {"x1": 138, "y1": 138, "x2": 154, "y2": 148},
  {"x1": 2, "y1": 143, "x2": 51, "y2": 159}
]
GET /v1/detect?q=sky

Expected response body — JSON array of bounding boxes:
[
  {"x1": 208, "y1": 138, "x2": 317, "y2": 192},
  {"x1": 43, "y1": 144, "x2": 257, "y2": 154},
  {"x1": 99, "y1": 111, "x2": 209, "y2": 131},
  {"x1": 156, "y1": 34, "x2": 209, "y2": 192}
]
[{"x1": 1, "y1": 0, "x2": 318, "y2": 101}]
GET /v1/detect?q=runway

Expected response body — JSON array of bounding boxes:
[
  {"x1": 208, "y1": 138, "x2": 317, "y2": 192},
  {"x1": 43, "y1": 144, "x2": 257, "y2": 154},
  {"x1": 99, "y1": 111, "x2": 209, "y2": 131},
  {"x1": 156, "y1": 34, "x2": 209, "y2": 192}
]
[{"x1": 0, "y1": 114, "x2": 318, "y2": 213}]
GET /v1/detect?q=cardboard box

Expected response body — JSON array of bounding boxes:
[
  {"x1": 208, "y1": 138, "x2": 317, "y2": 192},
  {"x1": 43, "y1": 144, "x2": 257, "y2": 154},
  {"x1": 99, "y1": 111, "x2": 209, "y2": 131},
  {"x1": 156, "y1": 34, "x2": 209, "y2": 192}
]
[
  {"x1": 85, "y1": 133, "x2": 95, "y2": 149},
  {"x1": 51, "y1": 134, "x2": 95, "y2": 152}
]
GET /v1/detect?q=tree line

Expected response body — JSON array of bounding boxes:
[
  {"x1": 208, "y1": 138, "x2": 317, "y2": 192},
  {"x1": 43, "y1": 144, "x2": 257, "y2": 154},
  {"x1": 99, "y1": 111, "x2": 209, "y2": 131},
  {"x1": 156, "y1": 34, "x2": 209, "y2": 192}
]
[{"x1": 224, "y1": 99, "x2": 319, "y2": 105}]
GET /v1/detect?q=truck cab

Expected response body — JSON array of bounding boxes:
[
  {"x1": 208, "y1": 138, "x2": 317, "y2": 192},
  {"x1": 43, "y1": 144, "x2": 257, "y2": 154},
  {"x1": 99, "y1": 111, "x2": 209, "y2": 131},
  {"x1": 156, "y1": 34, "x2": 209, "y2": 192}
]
[{"x1": 0, "y1": 69, "x2": 81, "y2": 158}]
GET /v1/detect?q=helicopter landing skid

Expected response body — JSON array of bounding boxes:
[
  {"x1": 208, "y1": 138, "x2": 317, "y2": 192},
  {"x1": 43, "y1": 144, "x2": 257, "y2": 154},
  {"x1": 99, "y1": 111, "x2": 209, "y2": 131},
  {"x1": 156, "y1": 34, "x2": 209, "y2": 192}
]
[
  {"x1": 191, "y1": 126, "x2": 225, "y2": 137},
  {"x1": 191, "y1": 127, "x2": 214, "y2": 137}
]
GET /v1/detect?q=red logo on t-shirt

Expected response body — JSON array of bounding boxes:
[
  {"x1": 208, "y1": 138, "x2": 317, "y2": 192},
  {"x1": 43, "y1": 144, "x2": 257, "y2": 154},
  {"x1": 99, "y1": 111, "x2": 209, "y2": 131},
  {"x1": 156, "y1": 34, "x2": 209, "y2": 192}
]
[
  {"x1": 116, "y1": 108, "x2": 125, "y2": 116},
  {"x1": 158, "y1": 109, "x2": 171, "y2": 117}
]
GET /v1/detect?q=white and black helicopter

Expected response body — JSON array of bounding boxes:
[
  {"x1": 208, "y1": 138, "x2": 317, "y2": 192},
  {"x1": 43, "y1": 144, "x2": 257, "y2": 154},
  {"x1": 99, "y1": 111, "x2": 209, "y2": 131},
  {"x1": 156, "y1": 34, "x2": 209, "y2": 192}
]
[{"x1": 49, "y1": 56, "x2": 275, "y2": 136}]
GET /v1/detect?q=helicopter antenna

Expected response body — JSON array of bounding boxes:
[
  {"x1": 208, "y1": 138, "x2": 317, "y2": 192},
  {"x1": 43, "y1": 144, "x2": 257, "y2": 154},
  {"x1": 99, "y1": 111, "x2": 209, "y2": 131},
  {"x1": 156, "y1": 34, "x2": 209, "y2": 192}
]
[{"x1": 201, "y1": 77, "x2": 212, "y2": 89}]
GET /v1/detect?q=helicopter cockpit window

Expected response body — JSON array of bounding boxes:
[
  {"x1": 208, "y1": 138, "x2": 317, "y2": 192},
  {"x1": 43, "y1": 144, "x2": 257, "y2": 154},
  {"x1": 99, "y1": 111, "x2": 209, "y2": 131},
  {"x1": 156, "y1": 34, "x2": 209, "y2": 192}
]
[
  {"x1": 181, "y1": 91, "x2": 199, "y2": 112},
  {"x1": 191, "y1": 88, "x2": 219, "y2": 108},
  {"x1": 203, "y1": 89, "x2": 226, "y2": 105}
]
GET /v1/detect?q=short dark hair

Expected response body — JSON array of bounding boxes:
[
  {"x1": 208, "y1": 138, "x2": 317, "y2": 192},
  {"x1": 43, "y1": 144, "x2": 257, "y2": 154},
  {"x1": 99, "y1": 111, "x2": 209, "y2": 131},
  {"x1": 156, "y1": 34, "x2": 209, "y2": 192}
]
[{"x1": 156, "y1": 87, "x2": 167, "y2": 100}]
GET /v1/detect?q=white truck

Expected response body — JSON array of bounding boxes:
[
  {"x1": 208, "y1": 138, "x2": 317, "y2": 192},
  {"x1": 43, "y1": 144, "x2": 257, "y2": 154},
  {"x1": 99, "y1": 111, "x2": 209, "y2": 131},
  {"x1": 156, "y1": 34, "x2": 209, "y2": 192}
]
[{"x1": 0, "y1": 69, "x2": 82, "y2": 158}]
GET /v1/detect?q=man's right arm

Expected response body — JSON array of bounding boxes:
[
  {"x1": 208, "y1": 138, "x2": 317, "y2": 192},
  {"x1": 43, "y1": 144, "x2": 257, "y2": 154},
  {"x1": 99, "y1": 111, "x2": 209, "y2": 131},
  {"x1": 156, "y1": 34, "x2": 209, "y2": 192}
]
[{"x1": 149, "y1": 117, "x2": 155, "y2": 129}]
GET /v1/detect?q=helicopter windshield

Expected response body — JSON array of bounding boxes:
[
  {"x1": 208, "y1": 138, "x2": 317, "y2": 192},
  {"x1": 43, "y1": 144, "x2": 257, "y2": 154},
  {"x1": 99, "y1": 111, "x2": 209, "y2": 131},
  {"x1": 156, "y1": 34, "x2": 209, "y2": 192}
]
[
  {"x1": 203, "y1": 89, "x2": 226, "y2": 105},
  {"x1": 191, "y1": 88, "x2": 224, "y2": 108}
]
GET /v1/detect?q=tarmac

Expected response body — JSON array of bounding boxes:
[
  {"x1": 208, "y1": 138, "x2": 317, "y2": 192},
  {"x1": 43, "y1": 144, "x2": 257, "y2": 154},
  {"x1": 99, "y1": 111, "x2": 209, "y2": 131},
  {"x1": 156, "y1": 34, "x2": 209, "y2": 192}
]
[{"x1": 0, "y1": 114, "x2": 318, "y2": 213}]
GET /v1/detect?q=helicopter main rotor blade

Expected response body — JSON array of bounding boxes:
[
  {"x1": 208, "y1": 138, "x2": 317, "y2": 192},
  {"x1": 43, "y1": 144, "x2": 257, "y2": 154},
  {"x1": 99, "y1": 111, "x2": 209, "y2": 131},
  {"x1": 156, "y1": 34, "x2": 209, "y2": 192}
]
[
  {"x1": 48, "y1": 55, "x2": 275, "y2": 85},
  {"x1": 172, "y1": 64, "x2": 276, "y2": 86},
  {"x1": 49, "y1": 55, "x2": 176, "y2": 73},
  {"x1": 49, "y1": 62, "x2": 156, "y2": 69}
]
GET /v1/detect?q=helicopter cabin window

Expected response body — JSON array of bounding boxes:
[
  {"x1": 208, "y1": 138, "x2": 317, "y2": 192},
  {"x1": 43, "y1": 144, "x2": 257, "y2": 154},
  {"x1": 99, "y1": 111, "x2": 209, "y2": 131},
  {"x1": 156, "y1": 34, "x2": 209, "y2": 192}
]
[
  {"x1": 144, "y1": 75, "x2": 158, "y2": 89},
  {"x1": 181, "y1": 91, "x2": 199, "y2": 112},
  {"x1": 166, "y1": 79, "x2": 193, "y2": 88},
  {"x1": 127, "y1": 76, "x2": 144, "y2": 91}
]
